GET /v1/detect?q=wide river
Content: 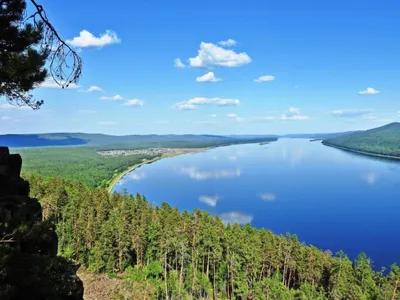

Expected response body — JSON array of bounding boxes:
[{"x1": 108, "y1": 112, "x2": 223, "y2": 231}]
[{"x1": 113, "y1": 138, "x2": 400, "y2": 268}]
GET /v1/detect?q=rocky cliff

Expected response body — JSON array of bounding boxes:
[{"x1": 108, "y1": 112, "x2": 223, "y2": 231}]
[{"x1": 0, "y1": 147, "x2": 84, "y2": 300}]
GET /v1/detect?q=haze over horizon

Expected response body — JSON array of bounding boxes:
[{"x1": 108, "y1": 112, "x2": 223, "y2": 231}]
[{"x1": 1, "y1": 0, "x2": 400, "y2": 135}]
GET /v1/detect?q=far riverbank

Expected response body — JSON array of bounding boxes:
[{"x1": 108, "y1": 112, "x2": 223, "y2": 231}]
[{"x1": 322, "y1": 141, "x2": 400, "y2": 161}]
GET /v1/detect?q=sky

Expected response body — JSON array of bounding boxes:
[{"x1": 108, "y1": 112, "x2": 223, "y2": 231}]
[{"x1": 1, "y1": 0, "x2": 400, "y2": 135}]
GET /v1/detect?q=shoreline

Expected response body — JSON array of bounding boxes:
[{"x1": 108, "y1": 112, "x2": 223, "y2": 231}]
[
  {"x1": 107, "y1": 148, "x2": 209, "y2": 193},
  {"x1": 322, "y1": 142, "x2": 400, "y2": 161}
]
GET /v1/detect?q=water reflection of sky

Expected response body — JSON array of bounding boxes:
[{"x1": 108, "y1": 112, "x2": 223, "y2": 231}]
[{"x1": 113, "y1": 139, "x2": 400, "y2": 268}]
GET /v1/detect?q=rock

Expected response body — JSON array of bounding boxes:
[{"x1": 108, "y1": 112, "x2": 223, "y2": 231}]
[{"x1": 0, "y1": 146, "x2": 84, "y2": 299}]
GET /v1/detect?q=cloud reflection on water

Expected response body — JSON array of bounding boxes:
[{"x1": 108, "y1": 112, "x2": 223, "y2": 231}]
[
  {"x1": 258, "y1": 193, "x2": 277, "y2": 201},
  {"x1": 179, "y1": 166, "x2": 241, "y2": 180},
  {"x1": 361, "y1": 172, "x2": 379, "y2": 185},
  {"x1": 219, "y1": 211, "x2": 253, "y2": 225},
  {"x1": 199, "y1": 195, "x2": 220, "y2": 207}
]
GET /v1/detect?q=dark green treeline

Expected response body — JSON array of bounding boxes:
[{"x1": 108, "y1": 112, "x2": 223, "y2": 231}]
[{"x1": 27, "y1": 174, "x2": 400, "y2": 299}]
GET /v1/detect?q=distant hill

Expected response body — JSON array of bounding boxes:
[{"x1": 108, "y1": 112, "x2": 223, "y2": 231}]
[
  {"x1": 0, "y1": 133, "x2": 277, "y2": 148},
  {"x1": 282, "y1": 132, "x2": 354, "y2": 139},
  {"x1": 322, "y1": 122, "x2": 400, "y2": 158}
]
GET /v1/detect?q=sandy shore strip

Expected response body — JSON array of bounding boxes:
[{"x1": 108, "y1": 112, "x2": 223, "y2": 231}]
[{"x1": 107, "y1": 148, "x2": 208, "y2": 192}]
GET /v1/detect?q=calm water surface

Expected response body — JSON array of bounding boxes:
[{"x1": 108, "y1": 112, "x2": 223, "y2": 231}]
[{"x1": 113, "y1": 139, "x2": 400, "y2": 268}]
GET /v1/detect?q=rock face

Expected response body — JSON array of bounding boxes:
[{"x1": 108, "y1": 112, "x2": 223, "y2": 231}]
[{"x1": 0, "y1": 147, "x2": 84, "y2": 299}]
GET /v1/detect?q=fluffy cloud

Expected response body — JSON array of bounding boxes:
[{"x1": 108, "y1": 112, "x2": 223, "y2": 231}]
[
  {"x1": 218, "y1": 39, "x2": 236, "y2": 47},
  {"x1": 174, "y1": 97, "x2": 240, "y2": 110},
  {"x1": 179, "y1": 166, "x2": 241, "y2": 180},
  {"x1": 174, "y1": 58, "x2": 185, "y2": 68},
  {"x1": 281, "y1": 107, "x2": 309, "y2": 120},
  {"x1": 67, "y1": 30, "x2": 120, "y2": 48},
  {"x1": 0, "y1": 116, "x2": 11, "y2": 121},
  {"x1": 255, "y1": 75, "x2": 275, "y2": 83},
  {"x1": 100, "y1": 95, "x2": 123, "y2": 101},
  {"x1": 98, "y1": 121, "x2": 115, "y2": 126},
  {"x1": 189, "y1": 42, "x2": 251, "y2": 68},
  {"x1": 331, "y1": 109, "x2": 373, "y2": 118},
  {"x1": 39, "y1": 78, "x2": 80, "y2": 89},
  {"x1": 219, "y1": 212, "x2": 253, "y2": 225},
  {"x1": 208, "y1": 114, "x2": 217, "y2": 118},
  {"x1": 174, "y1": 103, "x2": 197, "y2": 110},
  {"x1": 123, "y1": 99, "x2": 144, "y2": 106},
  {"x1": 196, "y1": 72, "x2": 221, "y2": 82},
  {"x1": 258, "y1": 193, "x2": 277, "y2": 201},
  {"x1": 87, "y1": 86, "x2": 104, "y2": 93},
  {"x1": 0, "y1": 104, "x2": 30, "y2": 111},
  {"x1": 358, "y1": 87, "x2": 380, "y2": 95},
  {"x1": 226, "y1": 113, "x2": 244, "y2": 122},
  {"x1": 199, "y1": 195, "x2": 220, "y2": 207}
]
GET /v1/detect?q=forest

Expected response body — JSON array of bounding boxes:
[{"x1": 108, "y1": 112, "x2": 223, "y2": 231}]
[
  {"x1": 10, "y1": 136, "x2": 278, "y2": 188},
  {"x1": 26, "y1": 174, "x2": 400, "y2": 300},
  {"x1": 323, "y1": 122, "x2": 400, "y2": 158}
]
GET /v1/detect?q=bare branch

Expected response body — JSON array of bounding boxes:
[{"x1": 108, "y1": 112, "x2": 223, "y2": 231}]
[{"x1": 28, "y1": 0, "x2": 83, "y2": 89}]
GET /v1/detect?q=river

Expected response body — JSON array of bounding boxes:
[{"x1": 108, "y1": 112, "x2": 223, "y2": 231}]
[{"x1": 112, "y1": 138, "x2": 400, "y2": 268}]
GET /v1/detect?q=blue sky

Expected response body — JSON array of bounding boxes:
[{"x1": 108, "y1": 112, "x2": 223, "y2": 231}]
[{"x1": 1, "y1": 0, "x2": 400, "y2": 135}]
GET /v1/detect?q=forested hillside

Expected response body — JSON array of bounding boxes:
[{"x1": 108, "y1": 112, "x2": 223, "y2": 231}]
[
  {"x1": 322, "y1": 122, "x2": 400, "y2": 158},
  {"x1": 26, "y1": 174, "x2": 400, "y2": 299},
  {"x1": 11, "y1": 137, "x2": 277, "y2": 188}
]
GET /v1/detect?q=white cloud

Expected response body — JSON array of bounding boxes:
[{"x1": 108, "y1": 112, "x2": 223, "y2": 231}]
[
  {"x1": 174, "y1": 58, "x2": 185, "y2": 68},
  {"x1": 0, "y1": 116, "x2": 12, "y2": 121},
  {"x1": 226, "y1": 113, "x2": 244, "y2": 122},
  {"x1": 87, "y1": 86, "x2": 104, "y2": 93},
  {"x1": 174, "y1": 102, "x2": 197, "y2": 110},
  {"x1": 258, "y1": 193, "x2": 276, "y2": 201},
  {"x1": 255, "y1": 75, "x2": 275, "y2": 83},
  {"x1": 331, "y1": 109, "x2": 373, "y2": 118},
  {"x1": 0, "y1": 104, "x2": 30, "y2": 111},
  {"x1": 98, "y1": 121, "x2": 115, "y2": 126},
  {"x1": 218, "y1": 39, "x2": 237, "y2": 47},
  {"x1": 361, "y1": 172, "x2": 378, "y2": 185},
  {"x1": 189, "y1": 42, "x2": 251, "y2": 68},
  {"x1": 196, "y1": 72, "x2": 221, "y2": 82},
  {"x1": 78, "y1": 109, "x2": 97, "y2": 114},
  {"x1": 175, "y1": 97, "x2": 240, "y2": 110},
  {"x1": 358, "y1": 87, "x2": 380, "y2": 95},
  {"x1": 219, "y1": 212, "x2": 253, "y2": 225},
  {"x1": 228, "y1": 155, "x2": 237, "y2": 161},
  {"x1": 39, "y1": 78, "x2": 80, "y2": 89},
  {"x1": 199, "y1": 195, "x2": 220, "y2": 207},
  {"x1": 179, "y1": 166, "x2": 241, "y2": 180},
  {"x1": 100, "y1": 95, "x2": 123, "y2": 101},
  {"x1": 67, "y1": 30, "x2": 120, "y2": 48},
  {"x1": 123, "y1": 99, "x2": 144, "y2": 106},
  {"x1": 281, "y1": 107, "x2": 309, "y2": 120},
  {"x1": 128, "y1": 172, "x2": 145, "y2": 180},
  {"x1": 208, "y1": 114, "x2": 217, "y2": 118}
]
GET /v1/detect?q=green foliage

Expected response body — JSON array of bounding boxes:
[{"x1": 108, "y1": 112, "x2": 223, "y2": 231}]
[
  {"x1": 0, "y1": 0, "x2": 48, "y2": 109},
  {"x1": 10, "y1": 136, "x2": 278, "y2": 188},
  {"x1": 14, "y1": 146, "x2": 156, "y2": 188},
  {"x1": 26, "y1": 174, "x2": 399, "y2": 299},
  {"x1": 323, "y1": 122, "x2": 400, "y2": 158}
]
